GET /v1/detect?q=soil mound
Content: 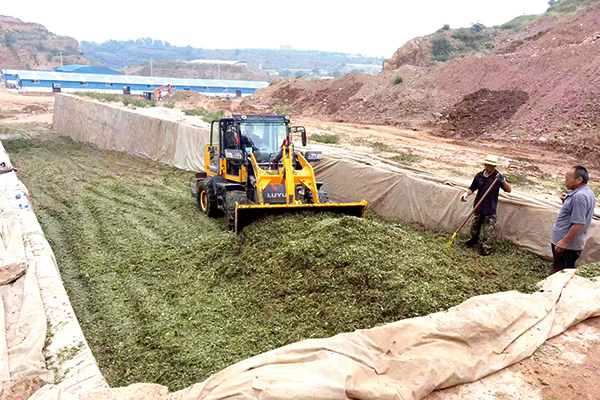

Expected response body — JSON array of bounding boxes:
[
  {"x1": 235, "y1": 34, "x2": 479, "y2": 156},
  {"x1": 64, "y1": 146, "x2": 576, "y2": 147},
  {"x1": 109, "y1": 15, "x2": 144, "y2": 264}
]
[
  {"x1": 246, "y1": 4, "x2": 600, "y2": 164},
  {"x1": 438, "y1": 89, "x2": 529, "y2": 137}
]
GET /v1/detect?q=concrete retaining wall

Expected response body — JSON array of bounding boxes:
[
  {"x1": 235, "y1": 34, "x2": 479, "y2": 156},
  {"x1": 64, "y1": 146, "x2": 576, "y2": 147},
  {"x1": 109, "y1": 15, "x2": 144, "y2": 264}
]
[{"x1": 53, "y1": 94, "x2": 209, "y2": 172}]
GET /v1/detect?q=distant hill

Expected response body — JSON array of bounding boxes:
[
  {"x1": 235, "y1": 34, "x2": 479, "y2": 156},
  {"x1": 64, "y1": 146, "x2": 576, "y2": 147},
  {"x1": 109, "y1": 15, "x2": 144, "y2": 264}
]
[
  {"x1": 384, "y1": 0, "x2": 600, "y2": 70},
  {"x1": 0, "y1": 15, "x2": 91, "y2": 69},
  {"x1": 123, "y1": 60, "x2": 274, "y2": 82},
  {"x1": 80, "y1": 39, "x2": 384, "y2": 76}
]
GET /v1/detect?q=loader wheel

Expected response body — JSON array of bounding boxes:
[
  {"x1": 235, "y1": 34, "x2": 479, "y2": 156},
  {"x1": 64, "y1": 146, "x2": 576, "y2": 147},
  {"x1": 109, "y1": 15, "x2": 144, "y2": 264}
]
[
  {"x1": 225, "y1": 190, "x2": 249, "y2": 230},
  {"x1": 318, "y1": 191, "x2": 329, "y2": 204},
  {"x1": 198, "y1": 182, "x2": 219, "y2": 217}
]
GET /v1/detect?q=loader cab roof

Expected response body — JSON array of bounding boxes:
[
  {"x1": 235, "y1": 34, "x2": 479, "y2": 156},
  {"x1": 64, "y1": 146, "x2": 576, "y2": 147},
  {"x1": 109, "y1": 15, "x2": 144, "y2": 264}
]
[{"x1": 232, "y1": 114, "x2": 290, "y2": 124}]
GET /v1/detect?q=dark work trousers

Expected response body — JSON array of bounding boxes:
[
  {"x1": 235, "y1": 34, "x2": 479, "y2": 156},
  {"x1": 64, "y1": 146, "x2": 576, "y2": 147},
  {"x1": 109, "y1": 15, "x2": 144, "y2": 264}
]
[
  {"x1": 469, "y1": 213, "x2": 496, "y2": 252},
  {"x1": 551, "y1": 243, "x2": 581, "y2": 273}
]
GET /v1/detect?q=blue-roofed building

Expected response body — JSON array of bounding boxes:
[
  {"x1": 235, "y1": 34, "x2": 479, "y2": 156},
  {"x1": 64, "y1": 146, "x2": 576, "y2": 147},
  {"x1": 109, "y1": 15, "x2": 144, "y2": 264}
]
[
  {"x1": 1, "y1": 69, "x2": 22, "y2": 87},
  {"x1": 55, "y1": 64, "x2": 122, "y2": 75},
  {"x1": 16, "y1": 70, "x2": 270, "y2": 97}
]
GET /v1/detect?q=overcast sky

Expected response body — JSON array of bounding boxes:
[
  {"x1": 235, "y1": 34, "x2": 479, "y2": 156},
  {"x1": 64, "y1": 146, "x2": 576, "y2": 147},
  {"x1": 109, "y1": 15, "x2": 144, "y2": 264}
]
[{"x1": 4, "y1": 0, "x2": 549, "y2": 58}]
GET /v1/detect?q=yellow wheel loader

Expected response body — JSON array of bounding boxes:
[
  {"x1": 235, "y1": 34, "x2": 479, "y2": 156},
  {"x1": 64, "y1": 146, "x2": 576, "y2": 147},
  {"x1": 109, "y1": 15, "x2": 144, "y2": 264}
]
[{"x1": 189, "y1": 114, "x2": 367, "y2": 232}]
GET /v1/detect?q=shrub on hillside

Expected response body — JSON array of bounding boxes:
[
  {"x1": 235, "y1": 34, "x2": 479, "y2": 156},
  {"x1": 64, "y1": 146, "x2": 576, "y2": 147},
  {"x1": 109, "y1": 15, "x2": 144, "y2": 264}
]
[
  {"x1": 451, "y1": 25, "x2": 496, "y2": 51},
  {"x1": 431, "y1": 37, "x2": 455, "y2": 62}
]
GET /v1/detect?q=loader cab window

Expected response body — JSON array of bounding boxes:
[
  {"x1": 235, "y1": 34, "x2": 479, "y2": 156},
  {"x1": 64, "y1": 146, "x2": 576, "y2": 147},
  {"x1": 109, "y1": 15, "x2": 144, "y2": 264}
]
[
  {"x1": 223, "y1": 122, "x2": 241, "y2": 176},
  {"x1": 210, "y1": 121, "x2": 220, "y2": 172},
  {"x1": 241, "y1": 121, "x2": 288, "y2": 163},
  {"x1": 224, "y1": 123, "x2": 238, "y2": 150}
]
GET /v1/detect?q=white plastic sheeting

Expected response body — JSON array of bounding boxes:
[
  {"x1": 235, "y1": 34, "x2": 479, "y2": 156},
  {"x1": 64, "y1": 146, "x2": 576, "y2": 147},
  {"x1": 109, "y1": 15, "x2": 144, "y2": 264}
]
[{"x1": 0, "y1": 140, "x2": 108, "y2": 397}]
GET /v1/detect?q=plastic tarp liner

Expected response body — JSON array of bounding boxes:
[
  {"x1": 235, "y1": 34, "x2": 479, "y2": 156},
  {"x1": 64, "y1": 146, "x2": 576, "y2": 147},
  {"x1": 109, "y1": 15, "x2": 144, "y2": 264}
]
[
  {"x1": 52, "y1": 94, "x2": 210, "y2": 172},
  {"x1": 0, "y1": 140, "x2": 108, "y2": 397},
  {"x1": 0, "y1": 181, "x2": 52, "y2": 384}
]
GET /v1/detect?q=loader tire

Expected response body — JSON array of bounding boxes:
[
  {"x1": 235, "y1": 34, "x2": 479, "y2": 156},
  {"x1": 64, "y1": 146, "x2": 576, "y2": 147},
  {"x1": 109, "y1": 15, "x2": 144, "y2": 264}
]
[
  {"x1": 225, "y1": 190, "x2": 248, "y2": 230},
  {"x1": 198, "y1": 181, "x2": 220, "y2": 218},
  {"x1": 318, "y1": 191, "x2": 329, "y2": 204}
]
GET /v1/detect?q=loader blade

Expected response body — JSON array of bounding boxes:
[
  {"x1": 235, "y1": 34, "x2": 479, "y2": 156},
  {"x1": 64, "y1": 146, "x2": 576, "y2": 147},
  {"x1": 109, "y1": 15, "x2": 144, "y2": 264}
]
[{"x1": 235, "y1": 201, "x2": 368, "y2": 234}]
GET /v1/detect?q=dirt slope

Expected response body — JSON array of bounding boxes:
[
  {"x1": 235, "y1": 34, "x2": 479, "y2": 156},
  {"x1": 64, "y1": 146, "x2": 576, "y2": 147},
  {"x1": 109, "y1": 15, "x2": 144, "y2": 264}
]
[
  {"x1": 247, "y1": 3, "x2": 600, "y2": 165},
  {"x1": 0, "y1": 15, "x2": 91, "y2": 69}
]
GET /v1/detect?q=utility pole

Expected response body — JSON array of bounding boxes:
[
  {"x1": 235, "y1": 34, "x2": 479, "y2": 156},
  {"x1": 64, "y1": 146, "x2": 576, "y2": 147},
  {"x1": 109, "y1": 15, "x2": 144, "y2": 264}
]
[{"x1": 60, "y1": 51, "x2": 63, "y2": 66}]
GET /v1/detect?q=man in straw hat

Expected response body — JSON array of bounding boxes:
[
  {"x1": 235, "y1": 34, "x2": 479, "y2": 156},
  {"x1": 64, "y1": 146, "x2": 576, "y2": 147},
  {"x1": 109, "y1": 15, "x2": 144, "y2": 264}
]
[{"x1": 462, "y1": 155, "x2": 512, "y2": 255}]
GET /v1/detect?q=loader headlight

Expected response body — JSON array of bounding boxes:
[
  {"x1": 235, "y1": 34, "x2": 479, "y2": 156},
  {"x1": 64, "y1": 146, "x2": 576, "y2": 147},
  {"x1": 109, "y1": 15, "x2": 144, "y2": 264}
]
[{"x1": 304, "y1": 151, "x2": 323, "y2": 162}]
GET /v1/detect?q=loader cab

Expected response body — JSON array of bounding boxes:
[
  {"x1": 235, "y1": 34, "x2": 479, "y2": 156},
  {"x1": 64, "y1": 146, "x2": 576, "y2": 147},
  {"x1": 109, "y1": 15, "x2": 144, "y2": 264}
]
[{"x1": 208, "y1": 115, "x2": 296, "y2": 179}]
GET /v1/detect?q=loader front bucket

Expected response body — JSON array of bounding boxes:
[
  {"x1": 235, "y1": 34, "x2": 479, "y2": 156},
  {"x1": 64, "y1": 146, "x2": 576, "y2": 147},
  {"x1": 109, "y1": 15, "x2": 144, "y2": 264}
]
[{"x1": 235, "y1": 201, "x2": 368, "y2": 234}]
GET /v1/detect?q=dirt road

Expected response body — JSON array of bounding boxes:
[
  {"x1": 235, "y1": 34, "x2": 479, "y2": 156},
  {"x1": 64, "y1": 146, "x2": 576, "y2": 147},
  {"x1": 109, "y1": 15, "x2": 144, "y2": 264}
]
[{"x1": 0, "y1": 87, "x2": 54, "y2": 125}]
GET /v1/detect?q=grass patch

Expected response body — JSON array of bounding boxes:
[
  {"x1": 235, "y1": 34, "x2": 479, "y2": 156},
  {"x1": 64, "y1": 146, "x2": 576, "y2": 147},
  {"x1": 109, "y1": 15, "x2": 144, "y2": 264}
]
[
  {"x1": 451, "y1": 26, "x2": 496, "y2": 51},
  {"x1": 310, "y1": 133, "x2": 340, "y2": 144},
  {"x1": 183, "y1": 109, "x2": 228, "y2": 123},
  {"x1": 431, "y1": 36, "x2": 455, "y2": 62},
  {"x1": 371, "y1": 141, "x2": 395, "y2": 152},
  {"x1": 76, "y1": 92, "x2": 156, "y2": 108},
  {"x1": 578, "y1": 263, "x2": 600, "y2": 280},
  {"x1": 505, "y1": 172, "x2": 535, "y2": 186},
  {"x1": 387, "y1": 152, "x2": 422, "y2": 165},
  {"x1": 370, "y1": 142, "x2": 422, "y2": 165},
  {"x1": 5, "y1": 127, "x2": 553, "y2": 391},
  {"x1": 393, "y1": 76, "x2": 403, "y2": 85},
  {"x1": 499, "y1": 15, "x2": 540, "y2": 30}
]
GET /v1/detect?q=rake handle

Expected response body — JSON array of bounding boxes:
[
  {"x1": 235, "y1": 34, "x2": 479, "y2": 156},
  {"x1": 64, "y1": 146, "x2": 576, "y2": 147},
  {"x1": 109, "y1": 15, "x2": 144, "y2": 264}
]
[{"x1": 453, "y1": 176, "x2": 500, "y2": 235}]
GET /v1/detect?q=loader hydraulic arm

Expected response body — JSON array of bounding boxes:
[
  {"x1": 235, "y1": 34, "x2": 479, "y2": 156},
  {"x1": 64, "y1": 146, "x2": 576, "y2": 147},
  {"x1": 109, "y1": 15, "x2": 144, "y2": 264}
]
[{"x1": 249, "y1": 141, "x2": 320, "y2": 205}]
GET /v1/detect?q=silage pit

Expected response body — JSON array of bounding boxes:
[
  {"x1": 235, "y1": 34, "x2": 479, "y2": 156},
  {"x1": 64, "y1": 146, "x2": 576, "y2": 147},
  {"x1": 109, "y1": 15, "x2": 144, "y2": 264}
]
[{"x1": 4, "y1": 131, "x2": 552, "y2": 391}]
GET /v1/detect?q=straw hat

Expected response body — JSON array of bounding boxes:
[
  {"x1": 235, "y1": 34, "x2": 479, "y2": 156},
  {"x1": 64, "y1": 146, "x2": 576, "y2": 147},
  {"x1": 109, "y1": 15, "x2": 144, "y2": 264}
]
[{"x1": 483, "y1": 154, "x2": 500, "y2": 166}]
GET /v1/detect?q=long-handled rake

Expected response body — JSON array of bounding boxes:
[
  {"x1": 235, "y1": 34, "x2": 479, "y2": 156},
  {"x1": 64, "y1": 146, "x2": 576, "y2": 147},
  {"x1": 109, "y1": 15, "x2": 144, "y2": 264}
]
[{"x1": 446, "y1": 176, "x2": 500, "y2": 248}]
